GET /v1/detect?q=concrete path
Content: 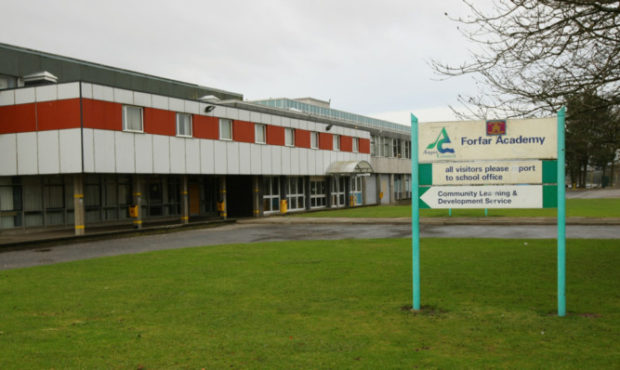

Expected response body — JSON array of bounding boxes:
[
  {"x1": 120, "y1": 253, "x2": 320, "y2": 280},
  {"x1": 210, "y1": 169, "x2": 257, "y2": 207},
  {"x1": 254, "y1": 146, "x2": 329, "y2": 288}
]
[{"x1": 1, "y1": 222, "x2": 618, "y2": 271}]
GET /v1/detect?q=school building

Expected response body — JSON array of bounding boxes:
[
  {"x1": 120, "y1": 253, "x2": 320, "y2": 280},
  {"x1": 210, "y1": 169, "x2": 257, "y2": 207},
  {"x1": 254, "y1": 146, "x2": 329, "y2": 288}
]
[{"x1": 0, "y1": 43, "x2": 412, "y2": 234}]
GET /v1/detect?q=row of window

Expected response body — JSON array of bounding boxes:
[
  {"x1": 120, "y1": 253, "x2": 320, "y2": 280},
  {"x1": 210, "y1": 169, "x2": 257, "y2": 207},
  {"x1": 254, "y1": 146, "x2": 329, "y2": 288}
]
[
  {"x1": 370, "y1": 135, "x2": 412, "y2": 159},
  {"x1": 122, "y1": 105, "x2": 361, "y2": 152}
]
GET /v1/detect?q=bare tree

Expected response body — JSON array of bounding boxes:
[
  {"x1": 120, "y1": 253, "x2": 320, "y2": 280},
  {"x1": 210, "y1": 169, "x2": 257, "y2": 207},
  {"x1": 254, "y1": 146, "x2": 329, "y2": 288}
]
[{"x1": 433, "y1": 0, "x2": 620, "y2": 118}]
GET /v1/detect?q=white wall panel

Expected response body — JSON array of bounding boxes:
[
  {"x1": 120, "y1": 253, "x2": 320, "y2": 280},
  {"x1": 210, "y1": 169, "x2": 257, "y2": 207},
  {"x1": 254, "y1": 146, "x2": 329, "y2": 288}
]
[
  {"x1": 271, "y1": 146, "x2": 282, "y2": 175},
  {"x1": 250, "y1": 144, "x2": 262, "y2": 175},
  {"x1": 239, "y1": 143, "x2": 251, "y2": 174},
  {"x1": 58, "y1": 82, "x2": 80, "y2": 100},
  {"x1": 15, "y1": 88, "x2": 35, "y2": 105},
  {"x1": 185, "y1": 139, "x2": 200, "y2": 174},
  {"x1": 321, "y1": 151, "x2": 331, "y2": 174},
  {"x1": 238, "y1": 109, "x2": 250, "y2": 122},
  {"x1": 261, "y1": 145, "x2": 272, "y2": 174},
  {"x1": 17, "y1": 132, "x2": 38, "y2": 175},
  {"x1": 35, "y1": 85, "x2": 57, "y2": 102},
  {"x1": 226, "y1": 142, "x2": 240, "y2": 174},
  {"x1": 298, "y1": 149, "x2": 308, "y2": 175},
  {"x1": 281, "y1": 147, "x2": 291, "y2": 175},
  {"x1": 200, "y1": 140, "x2": 215, "y2": 174},
  {"x1": 152, "y1": 135, "x2": 170, "y2": 173},
  {"x1": 134, "y1": 134, "x2": 153, "y2": 173},
  {"x1": 307, "y1": 149, "x2": 316, "y2": 176},
  {"x1": 169, "y1": 98, "x2": 184, "y2": 112},
  {"x1": 213, "y1": 141, "x2": 227, "y2": 174},
  {"x1": 224, "y1": 107, "x2": 239, "y2": 120},
  {"x1": 151, "y1": 95, "x2": 168, "y2": 110},
  {"x1": 290, "y1": 148, "x2": 299, "y2": 175},
  {"x1": 113, "y1": 88, "x2": 133, "y2": 105},
  {"x1": 115, "y1": 132, "x2": 135, "y2": 173},
  {"x1": 93, "y1": 130, "x2": 116, "y2": 173},
  {"x1": 184, "y1": 101, "x2": 199, "y2": 115},
  {"x1": 211, "y1": 106, "x2": 226, "y2": 118},
  {"x1": 134, "y1": 92, "x2": 151, "y2": 107},
  {"x1": 92, "y1": 85, "x2": 114, "y2": 102},
  {"x1": 0, "y1": 90, "x2": 15, "y2": 106},
  {"x1": 59, "y1": 129, "x2": 82, "y2": 173},
  {"x1": 80, "y1": 83, "x2": 93, "y2": 99},
  {"x1": 82, "y1": 129, "x2": 95, "y2": 172},
  {"x1": 169, "y1": 137, "x2": 186, "y2": 173},
  {"x1": 37, "y1": 130, "x2": 60, "y2": 175},
  {"x1": 0, "y1": 134, "x2": 17, "y2": 175},
  {"x1": 250, "y1": 111, "x2": 261, "y2": 123}
]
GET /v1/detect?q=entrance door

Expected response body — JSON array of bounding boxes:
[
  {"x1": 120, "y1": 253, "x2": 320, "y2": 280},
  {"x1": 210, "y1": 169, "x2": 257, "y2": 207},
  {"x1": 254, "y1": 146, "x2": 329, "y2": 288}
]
[
  {"x1": 189, "y1": 183, "x2": 200, "y2": 216},
  {"x1": 331, "y1": 176, "x2": 345, "y2": 208}
]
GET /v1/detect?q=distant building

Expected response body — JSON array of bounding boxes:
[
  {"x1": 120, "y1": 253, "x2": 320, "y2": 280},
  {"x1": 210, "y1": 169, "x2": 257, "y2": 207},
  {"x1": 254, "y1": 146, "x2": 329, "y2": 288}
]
[{"x1": 0, "y1": 43, "x2": 411, "y2": 234}]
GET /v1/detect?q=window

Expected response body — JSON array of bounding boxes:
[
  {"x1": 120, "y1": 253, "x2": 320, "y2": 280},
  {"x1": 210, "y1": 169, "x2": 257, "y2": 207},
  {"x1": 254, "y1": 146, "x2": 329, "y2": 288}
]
[
  {"x1": 352, "y1": 138, "x2": 359, "y2": 153},
  {"x1": 333, "y1": 135, "x2": 340, "y2": 151},
  {"x1": 285, "y1": 128, "x2": 294, "y2": 147},
  {"x1": 255, "y1": 124, "x2": 266, "y2": 144},
  {"x1": 370, "y1": 135, "x2": 377, "y2": 156},
  {"x1": 404, "y1": 140, "x2": 412, "y2": 159},
  {"x1": 176, "y1": 113, "x2": 192, "y2": 137},
  {"x1": 393, "y1": 138, "x2": 402, "y2": 158},
  {"x1": 310, "y1": 180, "x2": 327, "y2": 208},
  {"x1": 122, "y1": 105, "x2": 143, "y2": 132},
  {"x1": 287, "y1": 177, "x2": 305, "y2": 211},
  {"x1": 262, "y1": 177, "x2": 280, "y2": 213},
  {"x1": 311, "y1": 132, "x2": 319, "y2": 149},
  {"x1": 219, "y1": 119, "x2": 232, "y2": 140}
]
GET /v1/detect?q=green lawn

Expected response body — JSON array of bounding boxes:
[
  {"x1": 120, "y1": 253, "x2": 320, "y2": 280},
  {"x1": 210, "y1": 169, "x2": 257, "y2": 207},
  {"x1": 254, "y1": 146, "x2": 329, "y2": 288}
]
[
  {"x1": 1, "y1": 238, "x2": 618, "y2": 368},
  {"x1": 297, "y1": 198, "x2": 620, "y2": 218}
]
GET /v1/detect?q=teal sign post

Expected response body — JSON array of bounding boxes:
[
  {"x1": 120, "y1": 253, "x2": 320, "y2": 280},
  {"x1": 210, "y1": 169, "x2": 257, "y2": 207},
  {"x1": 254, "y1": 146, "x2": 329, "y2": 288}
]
[{"x1": 410, "y1": 111, "x2": 566, "y2": 316}]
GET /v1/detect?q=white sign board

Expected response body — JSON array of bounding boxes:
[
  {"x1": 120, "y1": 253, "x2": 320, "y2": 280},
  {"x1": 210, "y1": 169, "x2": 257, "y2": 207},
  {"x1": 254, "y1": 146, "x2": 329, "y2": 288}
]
[
  {"x1": 419, "y1": 118, "x2": 557, "y2": 163},
  {"x1": 430, "y1": 160, "x2": 543, "y2": 185},
  {"x1": 419, "y1": 185, "x2": 543, "y2": 209}
]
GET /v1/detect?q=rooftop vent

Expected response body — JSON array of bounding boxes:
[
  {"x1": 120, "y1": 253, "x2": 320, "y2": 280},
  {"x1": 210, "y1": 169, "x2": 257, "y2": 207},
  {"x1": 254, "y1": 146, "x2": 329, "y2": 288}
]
[
  {"x1": 23, "y1": 71, "x2": 58, "y2": 86},
  {"x1": 198, "y1": 95, "x2": 220, "y2": 102}
]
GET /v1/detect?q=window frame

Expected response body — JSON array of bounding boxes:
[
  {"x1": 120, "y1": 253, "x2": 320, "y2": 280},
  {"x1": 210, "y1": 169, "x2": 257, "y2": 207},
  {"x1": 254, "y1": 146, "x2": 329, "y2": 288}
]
[
  {"x1": 333, "y1": 134, "x2": 340, "y2": 151},
  {"x1": 122, "y1": 105, "x2": 143, "y2": 133},
  {"x1": 176, "y1": 112, "x2": 193, "y2": 137},
  {"x1": 255, "y1": 123, "x2": 266, "y2": 144},
  {"x1": 219, "y1": 118, "x2": 233, "y2": 141},
  {"x1": 285, "y1": 128, "x2": 295, "y2": 147},
  {"x1": 310, "y1": 131, "x2": 319, "y2": 149}
]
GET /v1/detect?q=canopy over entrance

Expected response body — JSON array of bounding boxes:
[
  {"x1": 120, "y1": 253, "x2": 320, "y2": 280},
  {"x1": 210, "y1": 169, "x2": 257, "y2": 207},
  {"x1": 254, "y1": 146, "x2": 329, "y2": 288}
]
[{"x1": 326, "y1": 160, "x2": 373, "y2": 174}]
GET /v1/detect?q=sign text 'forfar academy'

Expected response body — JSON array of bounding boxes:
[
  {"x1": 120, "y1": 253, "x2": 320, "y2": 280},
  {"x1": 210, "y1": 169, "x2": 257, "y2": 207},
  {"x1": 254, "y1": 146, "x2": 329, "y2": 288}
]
[
  {"x1": 418, "y1": 185, "x2": 558, "y2": 209},
  {"x1": 419, "y1": 118, "x2": 557, "y2": 162}
]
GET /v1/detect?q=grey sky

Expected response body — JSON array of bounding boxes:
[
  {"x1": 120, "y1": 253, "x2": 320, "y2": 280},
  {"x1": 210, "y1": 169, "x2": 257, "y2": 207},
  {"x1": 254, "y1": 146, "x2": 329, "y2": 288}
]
[{"x1": 2, "y1": 0, "x2": 484, "y2": 124}]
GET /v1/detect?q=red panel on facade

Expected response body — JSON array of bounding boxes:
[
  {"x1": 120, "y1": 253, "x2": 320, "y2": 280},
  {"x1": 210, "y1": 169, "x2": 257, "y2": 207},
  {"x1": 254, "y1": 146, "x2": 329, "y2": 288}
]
[
  {"x1": 340, "y1": 135, "x2": 353, "y2": 152},
  {"x1": 193, "y1": 115, "x2": 219, "y2": 139},
  {"x1": 295, "y1": 129, "x2": 311, "y2": 148},
  {"x1": 82, "y1": 99, "x2": 122, "y2": 131},
  {"x1": 36, "y1": 99, "x2": 81, "y2": 131},
  {"x1": 359, "y1": 138, "x2": 370, "y2": 154},
  {"x1": 267, "y1": 125, "x2": 285, "y2": 146},
  {"x1": 0, "y1": 103, "x2": 36, "y2": 133},
  {"x1": 319, "y1": 132, "x2": 333, "y2": 150},
  {"x1": 144, "y1": 107, "x2": 175, "y2": 136},
  {"x1": 233, "y1": 120, "x2": 254, "y2": 143}
]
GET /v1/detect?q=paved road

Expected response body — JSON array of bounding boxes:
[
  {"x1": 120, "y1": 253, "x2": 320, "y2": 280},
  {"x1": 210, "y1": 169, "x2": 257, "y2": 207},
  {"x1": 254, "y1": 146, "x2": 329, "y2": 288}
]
[{"x1": 1, "y1": 223, "x2": 618, "y2": 270}]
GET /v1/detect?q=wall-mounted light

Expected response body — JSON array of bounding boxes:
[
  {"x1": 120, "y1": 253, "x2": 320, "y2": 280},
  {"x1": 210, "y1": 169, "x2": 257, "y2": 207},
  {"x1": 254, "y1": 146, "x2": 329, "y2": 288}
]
[
  {"x1": 204, "y1": 105, "x2": 216, "y2": 113},
  {"x1": 325, "y1": 124, "x2": 333, "y2": 131}
]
